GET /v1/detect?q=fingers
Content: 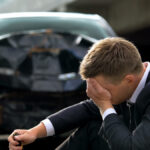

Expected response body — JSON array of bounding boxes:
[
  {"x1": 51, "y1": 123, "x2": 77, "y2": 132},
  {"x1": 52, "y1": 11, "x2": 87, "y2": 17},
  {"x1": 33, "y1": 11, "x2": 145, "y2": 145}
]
[
  {"x1": 8, "y1": 129, "x2": 26, "y2": 150},
  {"x1": 9, "y1": 140, "x2": 23, "y2": 150},
  {"x1": 89, "y1": 78, "x2": 104, "y2": 92},
  {"x1": 86, "y1": 78, "x2": 102, "y2": 98},
  {"x1": 8, "y1": 139, "x2": 19, "y2": 146},
  {"x1": 13, "y1": 129, "x2": 27, "y2": 136},
  {"x1": 14, "y1": 129, "x2": 27, "y2": 141},
  {"x1": 8, "y1": 129, "x2": 24, "y2": 142},
  {"x1": 9, "y1": 144, "x2": 22, "y2": 150},
  {"x1": 86, "y1": 78, "x2": 111, "y2": 102}
]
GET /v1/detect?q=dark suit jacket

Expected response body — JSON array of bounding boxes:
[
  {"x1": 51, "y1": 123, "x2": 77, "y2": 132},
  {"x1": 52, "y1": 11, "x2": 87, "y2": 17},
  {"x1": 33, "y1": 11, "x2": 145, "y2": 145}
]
[{"x1": 47, "y1": 72, "x2": 150, "y2": 150}]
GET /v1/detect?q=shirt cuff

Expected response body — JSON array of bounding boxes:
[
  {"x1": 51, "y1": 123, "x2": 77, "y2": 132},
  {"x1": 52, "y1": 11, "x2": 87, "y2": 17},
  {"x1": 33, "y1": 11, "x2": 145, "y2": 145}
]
[
  {"x1": 102, "y1": 108, "x2": 117, "y2": 120},
  {"x1": 41, "y1": 119, "x2": 55, "y2": 136}
]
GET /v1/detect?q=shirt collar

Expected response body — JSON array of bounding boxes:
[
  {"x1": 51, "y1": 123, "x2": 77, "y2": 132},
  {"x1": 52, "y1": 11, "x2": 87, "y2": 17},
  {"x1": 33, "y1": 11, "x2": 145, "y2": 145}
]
[{"x1": 128, "y1": 62, "x2": 150, "y2": 104}]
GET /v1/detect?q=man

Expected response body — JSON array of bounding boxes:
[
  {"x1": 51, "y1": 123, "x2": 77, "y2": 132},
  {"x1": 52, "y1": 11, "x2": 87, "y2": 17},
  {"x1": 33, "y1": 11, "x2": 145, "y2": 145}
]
[{"x1": 8, "y1": 37, "x2": 150, "y2": 150}]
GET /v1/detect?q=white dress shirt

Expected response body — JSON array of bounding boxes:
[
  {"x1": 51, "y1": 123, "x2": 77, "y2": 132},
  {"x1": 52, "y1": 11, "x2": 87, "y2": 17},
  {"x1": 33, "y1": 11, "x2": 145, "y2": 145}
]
[{"x1": 42, "y1": 62, "x2": 150, "y2": 136}]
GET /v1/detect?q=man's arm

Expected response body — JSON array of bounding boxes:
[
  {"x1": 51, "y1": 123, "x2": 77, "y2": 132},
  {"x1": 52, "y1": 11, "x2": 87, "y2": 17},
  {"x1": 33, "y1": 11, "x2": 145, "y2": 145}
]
[
  {"x1": 8, "y1": 98, "x2": 101, "y2": 150},
  {"x1": 46, "y1": 99, "x2": 101, "y2": 135},
  {"x1": 102, "y1": 105, "x2": 150, "y2": 150}
]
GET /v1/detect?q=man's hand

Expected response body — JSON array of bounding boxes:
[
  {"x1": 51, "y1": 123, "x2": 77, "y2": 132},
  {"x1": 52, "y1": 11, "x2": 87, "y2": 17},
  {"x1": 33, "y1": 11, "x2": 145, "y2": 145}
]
[
  {"x1": 8, "y1": 129, "x2": 37, "y2": 150},
  {"x1": 8, "y1": 122, "x2": 47, "y2": 150},
  {"x1": 86, "y1": 78, "x2": 113, "y2": 114}
]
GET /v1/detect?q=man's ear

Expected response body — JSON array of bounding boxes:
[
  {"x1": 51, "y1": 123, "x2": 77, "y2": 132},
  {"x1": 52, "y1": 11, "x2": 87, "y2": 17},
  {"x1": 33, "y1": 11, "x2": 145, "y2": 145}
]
[{"x1": 124, "y1": 74, "x2": 135, "y2": 84}]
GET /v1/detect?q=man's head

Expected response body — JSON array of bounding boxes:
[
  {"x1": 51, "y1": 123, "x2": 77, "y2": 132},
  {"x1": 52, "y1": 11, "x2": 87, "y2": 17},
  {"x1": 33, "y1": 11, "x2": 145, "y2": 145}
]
[{"x1": 80, "y1": 37, "x2": 144, "y2": 104}]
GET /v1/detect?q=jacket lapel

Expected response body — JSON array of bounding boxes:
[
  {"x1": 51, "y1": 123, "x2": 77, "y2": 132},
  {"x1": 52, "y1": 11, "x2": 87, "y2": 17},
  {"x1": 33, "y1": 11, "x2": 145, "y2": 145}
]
[
  {"x1": 145, "y1": 71, "x2": 150, "y2": 84},
  {"x1": 135, "y1": 71, "x2": 150, "y2": 124}
]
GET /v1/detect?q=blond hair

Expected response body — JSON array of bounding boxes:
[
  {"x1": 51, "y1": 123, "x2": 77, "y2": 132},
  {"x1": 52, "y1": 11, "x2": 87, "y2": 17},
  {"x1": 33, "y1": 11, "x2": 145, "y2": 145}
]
[{"x1": 79, "y1": 37, "x2": 143, "y2": 83}]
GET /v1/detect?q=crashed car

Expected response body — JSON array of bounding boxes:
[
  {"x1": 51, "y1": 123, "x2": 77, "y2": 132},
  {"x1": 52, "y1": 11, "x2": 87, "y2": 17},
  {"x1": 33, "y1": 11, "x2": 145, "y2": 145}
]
[{"x1": 0, "y1": 12, "x2": 116, "y2": 134}]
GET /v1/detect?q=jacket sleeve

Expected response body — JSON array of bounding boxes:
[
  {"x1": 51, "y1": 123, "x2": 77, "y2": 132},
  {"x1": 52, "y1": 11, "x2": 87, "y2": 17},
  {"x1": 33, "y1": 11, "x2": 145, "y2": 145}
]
[
  {"x1": 101, "y1": 104, "x2": 150, "y2": 150},
  {"x1": 47, "y1": 99, "x2": 101, "y2": 135}
]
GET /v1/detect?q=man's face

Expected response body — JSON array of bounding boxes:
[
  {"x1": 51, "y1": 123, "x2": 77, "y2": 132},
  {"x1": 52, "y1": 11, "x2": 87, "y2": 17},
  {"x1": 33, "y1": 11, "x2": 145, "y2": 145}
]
[{"x1": 94, "y1": 75, "x2": 133, "y2": 105}]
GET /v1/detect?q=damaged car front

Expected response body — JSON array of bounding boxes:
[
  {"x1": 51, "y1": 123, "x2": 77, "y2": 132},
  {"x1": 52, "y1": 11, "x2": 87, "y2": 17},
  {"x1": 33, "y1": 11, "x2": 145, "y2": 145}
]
[{"x1": 0, "y1": 12, "x2": 116, "y2": 149}]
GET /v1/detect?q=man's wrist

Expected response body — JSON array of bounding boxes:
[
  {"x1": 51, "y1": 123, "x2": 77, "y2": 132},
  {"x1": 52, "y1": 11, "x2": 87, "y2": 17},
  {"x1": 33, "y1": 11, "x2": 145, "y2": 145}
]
[
  {"x1": 29, "y1": 122, "x2": 47, "y2": 139},
  {"x1": 98, "y1": 103, "x2": 113, "y2": 115}
]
